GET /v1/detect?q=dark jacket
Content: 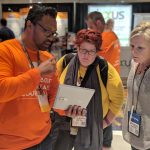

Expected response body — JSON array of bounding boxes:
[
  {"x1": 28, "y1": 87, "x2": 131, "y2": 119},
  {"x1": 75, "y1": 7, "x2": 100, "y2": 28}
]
[{"x1": 0, "y1": 26, "x2": 15, "y2": 42}]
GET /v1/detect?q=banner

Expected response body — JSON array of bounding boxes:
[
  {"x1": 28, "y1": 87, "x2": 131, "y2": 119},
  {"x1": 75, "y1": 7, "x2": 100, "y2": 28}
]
[{"x1": 88, "y1": 5, "x2": 132, "y2": 46}]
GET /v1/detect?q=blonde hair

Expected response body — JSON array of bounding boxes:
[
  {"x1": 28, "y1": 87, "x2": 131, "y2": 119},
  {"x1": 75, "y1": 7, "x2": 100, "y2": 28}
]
[{"x1": 130, "y1": 22, "x2": 150, "y2": 42}]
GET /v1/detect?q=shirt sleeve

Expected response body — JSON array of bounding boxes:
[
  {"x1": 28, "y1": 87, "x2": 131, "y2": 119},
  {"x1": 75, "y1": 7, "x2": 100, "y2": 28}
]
[
  {"x1": 107, "y1": 63, "x2": 124, "y2": 115},
  {"x1": 0, "y1": 46, "x2": 41, "y2": 103}
]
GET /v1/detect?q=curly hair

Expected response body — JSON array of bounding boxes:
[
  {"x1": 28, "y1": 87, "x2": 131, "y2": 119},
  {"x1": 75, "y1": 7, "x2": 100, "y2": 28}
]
[
  {"x1": 131, "y1": 22, "x2": 150, "y2": 42},
  {"x1": 24, "y1": 4, "x2": 57, "y2": 29},
  {"x1": 75, "y1": 29, "x2": 102, "y2": 51}
]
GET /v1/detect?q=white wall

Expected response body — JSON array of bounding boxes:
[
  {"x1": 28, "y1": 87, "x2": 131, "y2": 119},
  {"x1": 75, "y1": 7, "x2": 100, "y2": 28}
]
[
  {"x1": 134, "y1": 13, "x2": 150, "y2": 27},
  {"x1": 120, "y1": 46, "x2": 131, "y2": 78}
]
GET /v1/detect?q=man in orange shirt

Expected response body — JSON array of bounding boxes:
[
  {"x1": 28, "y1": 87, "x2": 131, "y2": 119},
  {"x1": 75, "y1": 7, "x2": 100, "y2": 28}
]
[
  {"x1": 86, "y1": 12, "x2": 121, "y2": 74},
  {"x1": 0, "y1": 5, "x2": 59, "y2": 150},
  {"x1": 86, "y1": 11, "x2": 121, "y2": 150},
  {"x1": 100, "y1": 18, "x2": 120, "y2": 73}
]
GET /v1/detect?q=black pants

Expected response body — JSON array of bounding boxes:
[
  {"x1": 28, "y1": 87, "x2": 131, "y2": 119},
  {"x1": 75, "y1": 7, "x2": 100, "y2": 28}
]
[
  {"x1": 103, "y1": 124, "x2": 113, "y2": 148},
  {"x1": 53, "y1": 130, "x2": 75, "y2": 150},
  {"x1": 52, "y1": 124, "x2": 112, "y2": 150}
]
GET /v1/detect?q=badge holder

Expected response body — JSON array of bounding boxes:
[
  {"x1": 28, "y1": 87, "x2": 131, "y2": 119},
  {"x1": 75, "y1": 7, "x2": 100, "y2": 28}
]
[
  {"x1": 37, "y1": 89, "x2": 50, "y2": 112},
  {"x1": 70, "y1": 126, "x2": 78, "y2": 135},
  {"x1": 71, "y1": 116, "x2": 87, "y2": 127},
  {"x1": 128, "y1": 105, "x2": 141, "y2": 137},
  {"x1": 70, "y1": 116, "x2": 87, "y2": 135}
]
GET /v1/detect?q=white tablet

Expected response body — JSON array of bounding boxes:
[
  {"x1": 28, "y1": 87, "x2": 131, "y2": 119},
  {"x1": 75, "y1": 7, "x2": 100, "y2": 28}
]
[{"x1": 53, "y1": 84, "x2": 95, "y2": 110}]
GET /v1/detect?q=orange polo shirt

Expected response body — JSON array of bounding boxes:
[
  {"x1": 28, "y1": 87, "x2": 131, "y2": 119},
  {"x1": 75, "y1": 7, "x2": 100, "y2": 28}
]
[
  {"x1": 0, "y1": 39, "x2": 59, "y2": 150},
  {"x1": 99, "y1": 31, "x2": 121, "y2": 74}
]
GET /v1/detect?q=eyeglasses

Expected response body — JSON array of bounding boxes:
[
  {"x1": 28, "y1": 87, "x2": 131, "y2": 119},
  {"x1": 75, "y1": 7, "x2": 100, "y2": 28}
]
[
  {"x1": 79, "y1": 48, "x2": 96, "y2": 56},
  {"x1": 37, "y1": 23, "x2": 58, "y2": 37}
]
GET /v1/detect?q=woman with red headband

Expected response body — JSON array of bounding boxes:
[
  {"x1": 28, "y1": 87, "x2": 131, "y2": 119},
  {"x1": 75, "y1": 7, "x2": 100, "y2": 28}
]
[{"x1": 52, "y1": 29, "x2": 124, "y2": 150}]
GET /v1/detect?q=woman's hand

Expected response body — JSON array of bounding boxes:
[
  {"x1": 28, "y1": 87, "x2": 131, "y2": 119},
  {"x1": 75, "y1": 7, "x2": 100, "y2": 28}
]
[
  {"x1": 65, "y1": 105, "x2": 87, "y2": 118},
  {"x1": 103, "y1": 119, "x2": 108, "y2": 129}
]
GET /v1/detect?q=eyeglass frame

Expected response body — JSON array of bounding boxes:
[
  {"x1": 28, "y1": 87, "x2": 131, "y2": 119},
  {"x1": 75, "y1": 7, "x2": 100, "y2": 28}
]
[
  {"x1": 79, "y1": 47, "x2": 97, "y2": 56},
  {"x1": 36, "y1": 22, "x2": 58, "y2": 37}
]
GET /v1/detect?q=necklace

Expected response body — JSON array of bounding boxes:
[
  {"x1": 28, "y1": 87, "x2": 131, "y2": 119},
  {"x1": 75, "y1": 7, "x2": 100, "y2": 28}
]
[
  {"x1": 136, "y1": 63, "x2": 150, "y2": 74},
  {"x1": 77, "y1": 67, "x2": 85, "y2": 86},
  {"x1": 77, "y1": 71, "x2": 83, "y2": 86}
]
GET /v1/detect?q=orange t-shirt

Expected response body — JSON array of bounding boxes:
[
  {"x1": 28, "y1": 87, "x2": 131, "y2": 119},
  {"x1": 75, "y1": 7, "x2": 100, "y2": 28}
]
[
  {"x1": 98, "y1": 31, "x2": 121, "y2": 74},
  {"x1": 0, "y1": 39, "x2": 59, "y2": 150}
]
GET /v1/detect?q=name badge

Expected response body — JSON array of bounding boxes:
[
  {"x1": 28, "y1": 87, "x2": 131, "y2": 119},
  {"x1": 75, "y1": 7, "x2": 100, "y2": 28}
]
[
  {"x1": 37, "y1": 94, "x2": 50, "y2": 112},
  {"x1": 128, "y1": 111, "x2": 141, "y2": 137},
  {"x1": 70, "y1": 127, "x2": 78, "y2": 135},
  {"x1": 72, "y1": 116, "x2": 87, "y2": 127}
]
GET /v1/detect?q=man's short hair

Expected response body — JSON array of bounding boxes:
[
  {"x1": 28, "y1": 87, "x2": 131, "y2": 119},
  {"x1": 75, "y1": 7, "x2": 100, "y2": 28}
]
[
  {"x1": 87, "y1": 11, "x2": 105, "y2": 25},
  {"x1": 0, "y1": 18, "x2": 7, "y2": 26},
  {"x1": 24, "y1": 4, "x2": 57, "y2": 29}
]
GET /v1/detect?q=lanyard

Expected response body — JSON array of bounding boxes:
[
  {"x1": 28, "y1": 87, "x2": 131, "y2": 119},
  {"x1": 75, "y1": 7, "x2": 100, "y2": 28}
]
[
  {"x1": 21, "y1": 40, "x2": 40, "y2": 68},
  {"x1": 131, "y1": 64, "x2": 148, "y2": 111},
  {"x1": 21, "y1": 40, "x2": 43, "y2": 94}
]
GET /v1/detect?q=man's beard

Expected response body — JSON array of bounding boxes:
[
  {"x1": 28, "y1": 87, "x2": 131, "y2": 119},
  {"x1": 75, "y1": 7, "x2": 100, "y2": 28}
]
[{"x1": 36, "y1": 41, "x2": 53, "y2": 51}]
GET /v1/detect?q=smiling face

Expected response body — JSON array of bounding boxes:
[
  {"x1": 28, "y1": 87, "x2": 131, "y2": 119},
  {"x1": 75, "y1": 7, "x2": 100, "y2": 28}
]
[
  {"x1": 130, "y1": 35, "x2": 150, "y2": 65},
  {"x1": 77, "y1": 41, "x2": 97, "y2": 68}
]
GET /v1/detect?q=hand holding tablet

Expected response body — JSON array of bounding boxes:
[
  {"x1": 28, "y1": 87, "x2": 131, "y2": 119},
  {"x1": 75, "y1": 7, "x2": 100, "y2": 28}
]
[{"x1": 53, "y1": 84, "x2": 95, "y2": 110}]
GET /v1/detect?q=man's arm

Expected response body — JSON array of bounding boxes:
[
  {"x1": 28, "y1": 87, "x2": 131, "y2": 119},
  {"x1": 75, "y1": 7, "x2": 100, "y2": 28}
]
[
  {"x1": 0, "y1": 51, "x2": 41, "y2": 103},
  {"x1": 0, "y1": 46, "x2": 56, "y2": 103}
]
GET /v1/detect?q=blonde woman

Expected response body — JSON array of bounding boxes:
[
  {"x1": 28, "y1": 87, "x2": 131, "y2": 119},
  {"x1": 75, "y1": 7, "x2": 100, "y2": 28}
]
[{"x1": 122, "y1": 22, "x2": 150, "y2": 150}]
